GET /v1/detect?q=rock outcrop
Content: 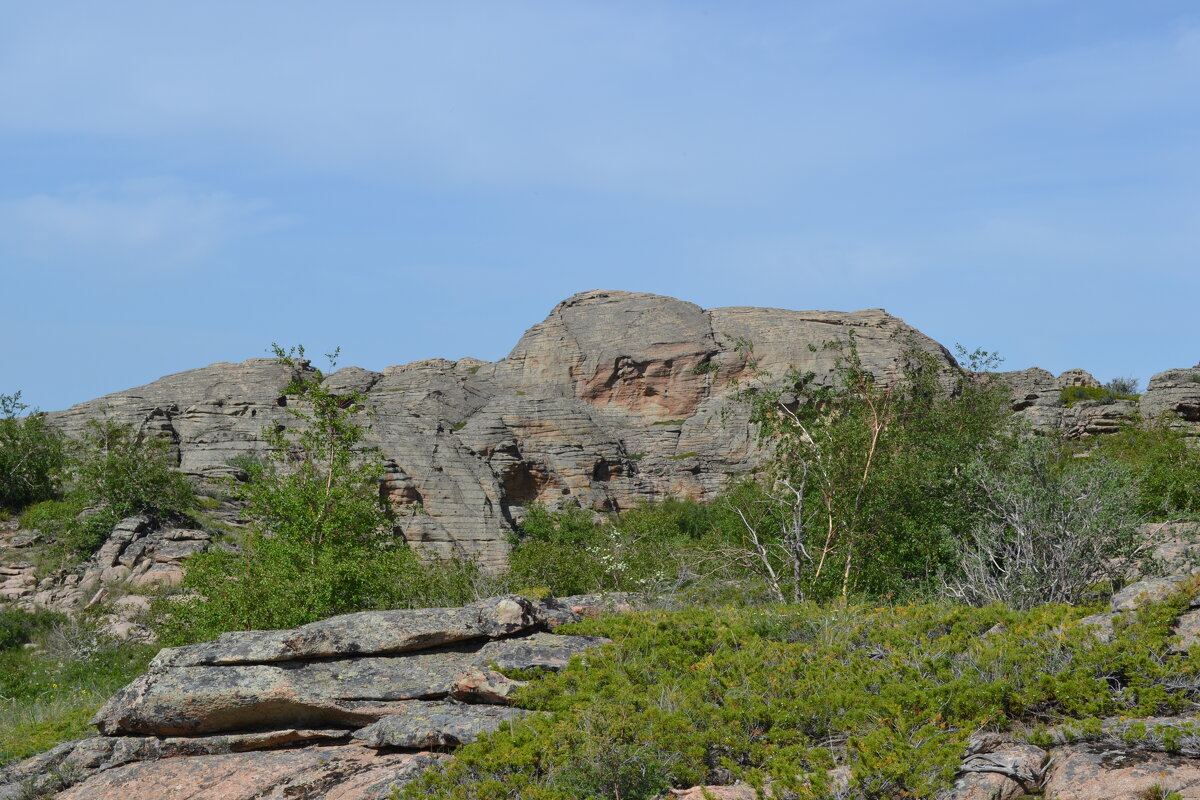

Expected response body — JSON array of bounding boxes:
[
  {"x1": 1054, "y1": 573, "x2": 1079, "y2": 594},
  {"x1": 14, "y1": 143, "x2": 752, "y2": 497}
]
[
  {"x1": 0, "y1": 595, "x2": 612, "y2": 800},
  {"x1": 1000, "y1": 364, "x2": 1200, "y2": 440},
  {"x1": 27, "y1": 290, "x2": 1200, "y2": 575},
  {"x1": 42, "y1": 291, "x2": 959, "y2": 570},
  {"x1": 0, "y1": 513, "x2": 209, "y2": 635}
]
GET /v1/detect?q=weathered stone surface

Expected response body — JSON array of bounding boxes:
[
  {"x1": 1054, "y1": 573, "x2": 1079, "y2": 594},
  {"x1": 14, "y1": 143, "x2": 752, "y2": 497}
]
[
  {"x1": 1142, "y1": 367, "x2": 1200, "y2": 436},
  {"x1": 1111, "y1": 575, "x2": 1195, "y2": 612},
  {"x1": 351, "y1": 701, "x2": 528, "y2": 748},
  {"x1": 95, "y1": 631, "x2": 607, "y2": 736},
  {"x1": 41, "y1": 290, "x2": 960, "y2": 570},
  {"x1": 1075, "y1": 612, "x2": 1119, "y2": 643},
  {"x1": 54, "y1": 745, "x2": 446, "y2": 800},
  {"x1": 951, "y1": 744, "x2": 1046, "y2": 800},
  {"x1": 450, "y1": 668, "x2": 525, "y2": 704},
  {"x1": 152, "y1": 595, "x2": 549, "y2": 667},
  {"x1": 997, "y1": 367, "x2": 1143, "y2": 437},
  {"x1": 666, "y1": 783, "x2": 763, "y2": 799},
  {"x1": 1043, "y1": 745, "x2": 1200, "y2": 800},
  {"x1": 1172, "y1": 609, "x2": 1200, "y2": 654}
]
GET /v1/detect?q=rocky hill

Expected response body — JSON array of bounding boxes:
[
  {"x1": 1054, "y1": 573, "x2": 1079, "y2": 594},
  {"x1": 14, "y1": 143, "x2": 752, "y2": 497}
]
[
  {"x1": 29, "y1": 290, "x2": 1200, "y2": 571},
  {"x1": 41, "y1": 290, "x2": 965, "y2": 570},
  {"x1": 5, "y1": 289, "x2": 1196, "y2": 620}
]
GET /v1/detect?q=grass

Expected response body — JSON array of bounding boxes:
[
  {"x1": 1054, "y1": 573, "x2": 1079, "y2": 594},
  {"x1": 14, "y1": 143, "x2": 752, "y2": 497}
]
[{"x1": 0, "y1": 612, "x2": 155, "y2": 767}]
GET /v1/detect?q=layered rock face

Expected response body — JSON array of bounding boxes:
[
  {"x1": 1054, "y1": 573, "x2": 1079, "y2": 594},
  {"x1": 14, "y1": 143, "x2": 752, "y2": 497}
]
[
  {"x1": 0, "y1": 595, "x2": 612, "y2": 800},
  {"x1": 44, "y1": 290, "x2": 958, "y2": 569},
  {"x1": 37, "y1": 290, "x2": 1200, "y2": 570}
]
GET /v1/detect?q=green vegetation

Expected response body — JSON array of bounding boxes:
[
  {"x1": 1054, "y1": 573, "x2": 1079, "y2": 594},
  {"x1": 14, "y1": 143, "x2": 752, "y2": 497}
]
[
  {"x1": 501, "y1": 341, "x2": 1195, "y2": 608},
  {"x1": 508, "y1": 501, "x2": 719, "y2": 598},
  {"x1": 0, "y1": 609, "x2": 153, "y2": 766},
  {"x1": 13, "y1": 419, "x2": 195, "y2": 559},
  {"x1": 0, "y1": 392, "x2": 65, "y2": 513},
  {"x1": 403, "y1": 585, "x2": 1199, "y2": 800},
  {"x1": 7, "y1": 337, "x2": 1200, "y2": 790},
  {"x1": 1060, "y1": 384, "x2": 1139, "y2": 407},
  {"x1": 711, "y1": 337, "x2": 1015, "y2": 601},
  {"x1": 158, "y1": 346, "x2": 479, "y2": 644},
  {"x1": 948, "y1": 437, "x2": 1142, "y2": 608},
  {"x1": 1093, "y1": 418, "x2": 1200, "y2": 520}
]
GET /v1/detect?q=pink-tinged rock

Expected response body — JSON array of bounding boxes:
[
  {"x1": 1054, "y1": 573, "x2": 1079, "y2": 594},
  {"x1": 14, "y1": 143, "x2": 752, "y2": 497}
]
[
  {"x1": 351, "y1": 700, "x2": 529, "y2": 748},
  {"x1": 129, "y1": 564, "x2": 184, "y2": 588},
  {"x1": 1075, "y1": 612, "x2": 1118, "y2": 643},
  {"x1": 1043, "y1": 745, "x2": 1200, "y2": 800},
  {"x1": 55, "y1": 744, "x2": 446, "y2": 800},
  {"x1": 1171, "y1": 609, "x2": 1200, "y2": 654},
  {"x1": 664, "y1": 767, "x2": 851, "y2": 799},
  {"x1": 667, "y1": 782, "x2": 763, "y2": 799},
  {"x1": 450, "y1": 668, "x2": 525, "y2": 704}
]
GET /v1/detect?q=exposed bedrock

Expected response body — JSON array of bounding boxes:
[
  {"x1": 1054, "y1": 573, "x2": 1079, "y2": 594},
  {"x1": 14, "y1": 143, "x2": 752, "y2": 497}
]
[
  {"x1": 44, "y1": 290, "x2": 959, "y2": 567},
  {"x1": 40, "y1": 290, "x2": 1199, "y2": 568}
]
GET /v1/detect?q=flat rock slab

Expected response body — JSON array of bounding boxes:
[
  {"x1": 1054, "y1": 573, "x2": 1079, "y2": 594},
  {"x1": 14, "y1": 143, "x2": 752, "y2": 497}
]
[
  {"x1": 1044, "y1": 745, "x2": 1200, "y2": 800},
  {"x1": 352, "y1": 701, "x2": 530, "y2": 748},
  {"x1": 153, "y1": 596, "x2": 547, "y2": 667},
  {"x1": 55, "y1": 744, "x2": 446, "y2": 800},
  {"x1": 96, "y1": 632, "x2": 608, "y2": 736}
]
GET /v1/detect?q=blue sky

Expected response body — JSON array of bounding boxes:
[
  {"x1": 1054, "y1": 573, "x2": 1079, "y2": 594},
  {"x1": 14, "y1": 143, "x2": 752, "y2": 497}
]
[{"x1": 2, "y1": 1, "x2": 1198, "y2": 411}]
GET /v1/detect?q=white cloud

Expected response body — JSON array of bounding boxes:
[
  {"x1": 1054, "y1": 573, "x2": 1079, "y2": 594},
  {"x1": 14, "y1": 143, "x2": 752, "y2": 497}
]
[{"x1": 0, "y1": 179, "x2": 284, "y2": 269}]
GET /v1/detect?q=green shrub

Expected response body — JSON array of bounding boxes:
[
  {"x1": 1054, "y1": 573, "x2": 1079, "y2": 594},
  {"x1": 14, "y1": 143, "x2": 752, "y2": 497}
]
[
  {"x1": 160, "y1": 541, "x2": 481, "y2": 643},
  {"x1": 724, "y1": 336, "x2": 1014, "y2": 602},
  {"x1": 945, "y1": 437, "x2": 1144, "y2": 609},
  {"x1": 16, "y1": 498, "x2": 85, "y2": 537},
  {"x1": 0, "y1": 392, "x2": 66, "y2": 513},
  {"x1": 403, "y1": 586, "x2": 1200, "y2": 800},
  {"x1": 71, "y1": 419, "x2": 194, "y2": 523},
  {"x1": 1094, "y1": 419, "x2": 1200, "y2": 519},
  {"x1": 18, "y1": 419, "x2": 198, "y2": 559},
  {"x1": 0, "y1": 608, "x2": 61, "y2": 651},
  {"x1": 506, "y1": 500, "x2": 742, "y2": 600}
]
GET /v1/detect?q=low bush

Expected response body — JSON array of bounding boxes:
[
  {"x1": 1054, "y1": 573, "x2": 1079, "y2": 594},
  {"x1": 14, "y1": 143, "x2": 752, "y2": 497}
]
[
  {"x1": 70, "y1": 420, "x2": 194, "y2": 526},
  {"x1": 1061, "y1": 384, "x2": 1139, "y2": 406},
  {"x1": 158, "y1": 542, "x2": 482, "y2": 644},
  {"x1": 945, "y1": 437, "x2": 1144, "y2": 609},
  {"x1": 1093, "y1": 419, "x2": 1200, "y2": 520},
  {"x1": 0, "y1": 607, "x2": 60, "y2": 651},
  {"x1": 403, "y1": 587, "x2": 1200, "y2": 800},
  {"x1": 14, "y1": 419, "x2": 196, "y2": 559}
]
